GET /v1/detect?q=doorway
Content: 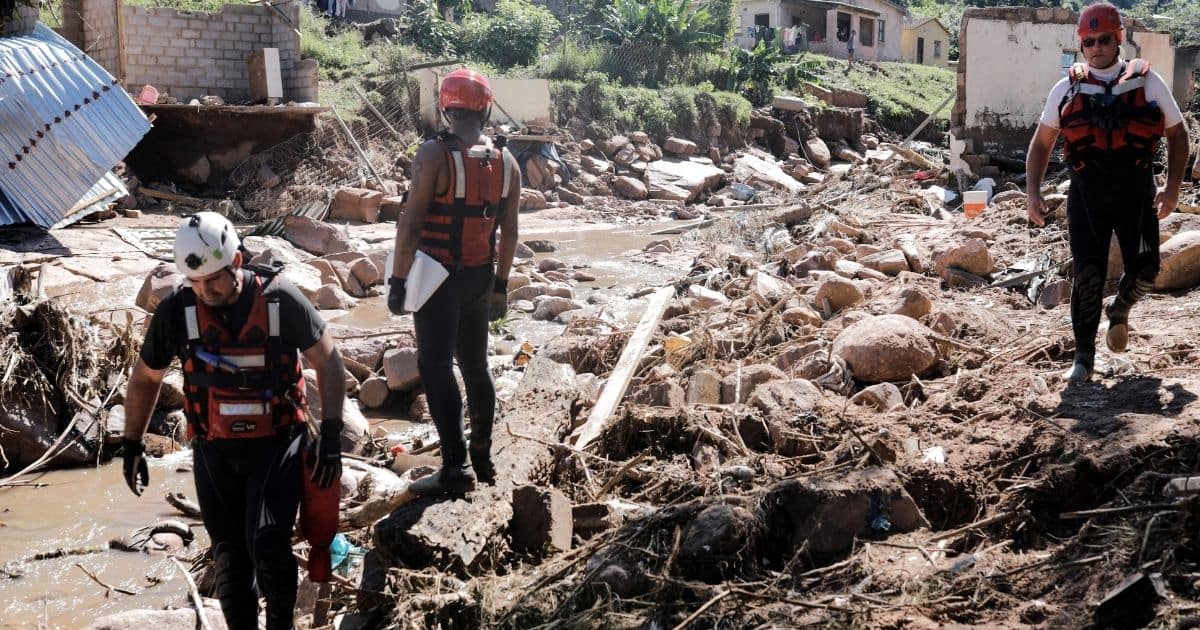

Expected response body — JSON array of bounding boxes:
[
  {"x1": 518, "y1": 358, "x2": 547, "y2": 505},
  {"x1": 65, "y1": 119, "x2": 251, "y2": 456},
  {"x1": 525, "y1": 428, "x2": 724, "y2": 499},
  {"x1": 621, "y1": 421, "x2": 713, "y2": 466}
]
[{"x1": 917, "y1": 37, "x2": 925, "y2": 63}]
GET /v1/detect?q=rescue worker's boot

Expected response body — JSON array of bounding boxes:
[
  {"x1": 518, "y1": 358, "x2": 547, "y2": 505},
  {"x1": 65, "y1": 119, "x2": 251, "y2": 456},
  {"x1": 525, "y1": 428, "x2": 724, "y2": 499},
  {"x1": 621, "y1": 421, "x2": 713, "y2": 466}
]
[
  {"x1": 467, "y1": 412, "x2": 496, "y2": 484},
  {"x1": 409, "y1": 465, "x2": 475, "y2": 496},
  {"x1": 1063, "y1": 350, "x2": 1094, "y2": 383},
  {"x1": 1106, "y1": 273, "x2": 1154, "y2": 353}
]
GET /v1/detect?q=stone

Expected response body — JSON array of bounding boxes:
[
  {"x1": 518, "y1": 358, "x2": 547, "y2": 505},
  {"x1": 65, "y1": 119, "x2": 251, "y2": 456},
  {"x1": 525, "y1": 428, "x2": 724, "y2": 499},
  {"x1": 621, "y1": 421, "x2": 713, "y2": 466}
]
[
  {"x1": 889, "y1": 287, "x2": 933, "y2": 320},
  {"x1": 382, "y1": 346, "x2": 420, "y2": 391},
  {"x1": 687, "y1": 369, "x2": 722, "y2": 405},
  {"x1": 581, "y1": 155, "x2": 611, "y2": 175},
  {"x1": 855, "y1": 244, "x2": 882, "y2": 259},
  {"x1": 804, "y1": 137, "x2": 832, "y2": 169},
  {"x1": 599, "y1": 135, "x2": 629, "y2": 157},
  {"x1": 850, "y1": 382, "x2": 905, "y2": 411},
  {"x1": 314, "y1": 283, "x2": 356, "y2": 310},
  {"x1": 135, "y1": 263, "x2": 181, "y2": 313},
  {"x1": 991, "y1": 190, "x2": 1025, "y2": 205},
  {"x1": 572, "y1": 270, "x2": 596, "y2": 282},
  {"x1": 629, "y1": 131, "x2": 650, "y2": 145},
  {"x1": 331, "y1": 187, "x2": 383, "y2": 223},
  {"x1": 733, "y1": 153, "x2": 805, "y2": 195},
  {"x1": 1155, "y1": 231, "x2": 1200, "y2": 290},
  {"x1": 676, "y1": 503, "x2": 760, "y2": 581},
  {"x1": 814, "y1": 277, "x2": 863, "y2": 313},
  {"x1": 763, "y1": 468, "x2": 929, "y2": 557},
  {"x1": 687, "y1": 284, "x2": 730, "y2": 309},
  {"x1": 721, "y1": 364, "x2": 788, "y2": 404},
  {"x1": 834, "y1": 259, "x2": 863, "y2": 278},
  {"x1": 307, "y1": 258, "x2": 341, "y2": 286},
  {"x1": 934, "y1": 239, "x2": 994, "y2": 281},
  {"x1": 248, "y1": 248, "x2": 323, "y2": 300},
  {"x1": 1038, "y1": 279, "x2": 1072, "y2": 308},
  {"x1": 537, "y1": 257, "x2": 567, "y2": 272},
  {"x1": 663, "y1": 137, "x2": 698, "y2": 156},
  {"x1": 520, "y1": 189, "x2": 549, "y2": 211},
  {"x1": 358, "y1": 376, "x2": 391, "y2": 409},
  {"x1": 509, "y1": 282, "x2": 572, "y2": 302},
  {"x1": 556, "y1": 187, "x2": 585, "y2": 205},
  {"x1": 510, "y1": 485, "x2": 572, "y2": 555},
  {"x1": 283, "y1": 215, "x2": 352, "y2": 256},
  {"x1": 350, "y1": 257, "x2": 381, "y2": 287},
  {"x1": 643, "y1": 239, "x2": 672, "y2": 254},
  {"x1": 782, "y1": 305, "x2": 823, "y2": 327},
  {"x1": 750, "y1": 271, "x2": 791, "y2": 302},
  {"x1": 860, "y1": 250, "x2": 909, "y2": 276},
  {"x1": 84, "y1": 602, "x2": 227, "y2": 630},
  {"x1": 379, "y1": 196, "x2": 405, "y2": 221},
  {"x1": 612, "y1": 176, "x2": 648, "y2": 200},
  {"x1": 644, "y1": 158, "x2": 726, "y2": 202},
  {"x1": 832, "y1": 315, "x2": 938, "y2": 383},
  {"x1": 747, "y1": 378, "x2": 821, "y2": 416},
  {"x1": 630, "y1": 380, "x2": 686, "y2": 409},
  {"x1": 122, "y1": 208, "x2": 143, "y2": 218},
  {"x1": 515, "y1": 242, "x2": 535, "y2": 259},
  {"x1": 532, "y1": 295, "x2": 583, "y2": 321}
]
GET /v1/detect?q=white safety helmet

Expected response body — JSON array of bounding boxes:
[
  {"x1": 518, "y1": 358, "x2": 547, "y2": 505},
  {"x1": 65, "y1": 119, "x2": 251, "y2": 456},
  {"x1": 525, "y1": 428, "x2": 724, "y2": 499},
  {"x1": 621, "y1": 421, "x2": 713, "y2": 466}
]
[{"x1": 174, "y1": 212, "x2": 240, "y2": 279}]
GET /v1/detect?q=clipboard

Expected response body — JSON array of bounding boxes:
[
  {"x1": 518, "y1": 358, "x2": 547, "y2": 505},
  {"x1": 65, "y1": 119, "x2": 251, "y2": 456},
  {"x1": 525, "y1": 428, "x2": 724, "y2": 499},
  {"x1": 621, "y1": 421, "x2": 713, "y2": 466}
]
[{"x1": 402, "y1": 250, "x2": 448, "y2": 313}]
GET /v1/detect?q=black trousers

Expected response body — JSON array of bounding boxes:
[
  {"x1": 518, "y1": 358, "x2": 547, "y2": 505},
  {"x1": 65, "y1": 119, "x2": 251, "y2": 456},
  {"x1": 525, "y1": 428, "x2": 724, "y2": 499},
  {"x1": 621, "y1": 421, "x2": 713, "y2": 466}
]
[
  {"x1": 193, "y1": 429, "x2": 304, "y2": 630},
  {"x1": 1066, "y1": 163, "x2": 1160, "y2": 356},
  {"x1": 413, "y1": 263, "x2": 496, "y2": 469}
]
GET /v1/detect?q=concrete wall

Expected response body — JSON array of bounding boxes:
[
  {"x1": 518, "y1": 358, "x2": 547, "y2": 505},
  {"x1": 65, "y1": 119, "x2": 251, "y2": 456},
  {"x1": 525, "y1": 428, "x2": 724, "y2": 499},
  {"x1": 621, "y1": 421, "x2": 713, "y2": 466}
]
[
  {"x1": 900, "y1": 20, "x2": 951, "y2": 67},
  {"x1": 855, "y1": 0, "x2": 904, "y2": 61},
  {"x1": 734, "y1": 0, "x2": 785, "y2": 49},
  {"x1": 950, "y1": 6, "x2": 1178, "y2": 175},
  {"x1": 417, "y1": 69, "x2": 552, "y2": 131},
  {"x1": 80, "y1": 1, "x2": 317, "y2": 103}
]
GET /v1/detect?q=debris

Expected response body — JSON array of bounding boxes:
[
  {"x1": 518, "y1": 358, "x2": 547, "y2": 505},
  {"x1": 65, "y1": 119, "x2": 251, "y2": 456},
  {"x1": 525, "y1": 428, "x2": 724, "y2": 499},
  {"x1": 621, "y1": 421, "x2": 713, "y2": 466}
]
[{"x1": 831, "y1": 315, "x2": 939, "y2": 383}]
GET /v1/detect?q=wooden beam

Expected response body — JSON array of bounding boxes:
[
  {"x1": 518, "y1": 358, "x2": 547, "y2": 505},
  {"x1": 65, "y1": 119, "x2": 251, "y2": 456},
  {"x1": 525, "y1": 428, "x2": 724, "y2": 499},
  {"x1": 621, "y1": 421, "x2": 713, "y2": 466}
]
[
  {"x1": 114, "y1": 0, "x2": 128, "y2": 85},
  {"x1": 571, "y1": 286, "x2": 674, "y2": 450},
  {"x1": 139, "y1": 188, "x2": 207, "y2": 206}
]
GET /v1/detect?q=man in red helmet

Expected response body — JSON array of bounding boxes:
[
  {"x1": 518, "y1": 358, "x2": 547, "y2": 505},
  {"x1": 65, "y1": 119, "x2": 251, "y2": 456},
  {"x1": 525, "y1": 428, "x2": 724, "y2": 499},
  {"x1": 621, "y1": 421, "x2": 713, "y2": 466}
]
[
  {"x1": 388, "y1": 68, "x2": 521, "y2": 495},
  {"x1": 1025, "y1": 2, "x2": 1188, "y2": 382}
]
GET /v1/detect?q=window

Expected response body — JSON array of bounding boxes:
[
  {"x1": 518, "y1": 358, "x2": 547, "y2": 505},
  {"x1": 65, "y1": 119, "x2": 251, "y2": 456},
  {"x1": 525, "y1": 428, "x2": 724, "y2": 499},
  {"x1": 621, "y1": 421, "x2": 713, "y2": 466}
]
[
  {"x1": 879, "y1": 20, "x2": 885, "y2": 44},
  {"x1": 754, "y1": 13, "x2": 770, "y2": 27},
  {"x1": 837, "y1": 12, "x2": 851, "y2": 41},
  {"x1": 934, "y1": 40, "x2": 942, "y2": 57},
  {"x1": 860, "y1": 18, "x2": 874, "y2": 46}
]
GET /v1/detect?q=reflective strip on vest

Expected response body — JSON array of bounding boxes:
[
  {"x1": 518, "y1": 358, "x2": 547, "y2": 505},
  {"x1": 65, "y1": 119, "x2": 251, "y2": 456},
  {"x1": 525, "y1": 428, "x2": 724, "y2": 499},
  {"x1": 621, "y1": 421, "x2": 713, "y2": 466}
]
[
  {"x1": 223, "y1": 354, "x2": 266, "y2": 368},
  {"x1": 184, "y1": 305, "x2": 200, "y2": 340},
  {"x1": 268, "y1": 300, "x2": 280, "y2": 337},
  {"x1": 219, "y1": 402, "x2": 269, "y2": 416},
  {"x1": 501, "y1": 150, "x2": 511, "y2": 199},
  {"x1": 452, "y1": 151, "x2": 467, "y2": 199}
]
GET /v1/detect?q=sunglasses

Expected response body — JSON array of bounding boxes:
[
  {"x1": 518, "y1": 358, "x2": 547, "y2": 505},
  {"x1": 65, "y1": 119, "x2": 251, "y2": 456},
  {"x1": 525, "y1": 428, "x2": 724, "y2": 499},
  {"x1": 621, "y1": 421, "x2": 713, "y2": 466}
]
[{"x1": 1082, "y1": 35, "x2": 1115, "y2": 48}]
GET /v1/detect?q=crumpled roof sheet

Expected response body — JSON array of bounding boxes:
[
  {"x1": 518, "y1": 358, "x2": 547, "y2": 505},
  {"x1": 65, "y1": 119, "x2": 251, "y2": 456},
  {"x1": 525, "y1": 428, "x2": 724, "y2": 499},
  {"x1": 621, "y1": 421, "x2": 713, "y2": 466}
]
[{"x1": 0, "y1": 24, "x2": 150, "y2": 228}]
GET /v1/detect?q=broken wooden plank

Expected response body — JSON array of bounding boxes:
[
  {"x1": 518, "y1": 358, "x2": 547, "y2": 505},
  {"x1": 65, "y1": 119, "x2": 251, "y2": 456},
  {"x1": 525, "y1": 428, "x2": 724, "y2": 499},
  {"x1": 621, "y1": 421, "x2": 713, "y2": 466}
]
[
  {"x1": 111, "y1": 227, "x2": 172, "y2": 261},
  {"x1": 571, "y1": 286, "x2": 674, "y2": 450},
  {"x1": 139, "y1": 188, "x2": 208, "y2": 206},
  {"x1": 372, "y1": 357, "x2": 578, "y2": 569}
]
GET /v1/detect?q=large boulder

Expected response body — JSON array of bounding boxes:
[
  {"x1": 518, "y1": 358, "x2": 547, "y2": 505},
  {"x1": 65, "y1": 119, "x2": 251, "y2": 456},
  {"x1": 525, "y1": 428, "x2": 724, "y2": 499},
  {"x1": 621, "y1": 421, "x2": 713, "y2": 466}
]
[
  {"x1": 330, "y1": 187, "x2": 383, "y2": 223},
  {"x1": 663, "y1": 137, "x2": 698, "y2": 156},
  {"x1": 613, "y1": 176, "x2": 649, "y2": 200},
  {"x1": 934, "y1": 238, "x2": 994, "y2": 282},
  {"x1": 803, "y1": 137, "x2": 832, "y2": 169},
  {"x1": 282, "y1": 215, "x2": 352, "y2": 256},
  {"x1": 748, "y1": 379, "x2": 821, "y2": 417},
  {"x1": 733, "y1": 153, "x2": 805, "y2": 196},
  {"x1": 860, "y1": 250, "x2": 909, "y2": 276},
  {"x1": 644, "y1": 157, "x2": 725, "y2": 203},
  {"x1": 813, "y1": 277, "x2": 863, "y2": 313},
  {"x1": 721, "y1": 364, "x2": 787, "y2": 403},
  {"x1": 249, "y1": 247, "x2": 324, "y2": 299},
  {"x1": 831, "y1": 315, "x2": 938, "y2": 383},
  {"x1": 1155, "y1": 231, "x2": 1200, "y2": 290}
]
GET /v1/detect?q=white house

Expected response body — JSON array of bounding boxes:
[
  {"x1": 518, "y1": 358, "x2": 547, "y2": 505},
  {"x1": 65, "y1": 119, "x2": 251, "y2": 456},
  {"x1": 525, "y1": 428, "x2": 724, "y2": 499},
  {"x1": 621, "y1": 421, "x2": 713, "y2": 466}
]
[{"x1": 735, "y1": 0, "x2": 907, "y2": 62}]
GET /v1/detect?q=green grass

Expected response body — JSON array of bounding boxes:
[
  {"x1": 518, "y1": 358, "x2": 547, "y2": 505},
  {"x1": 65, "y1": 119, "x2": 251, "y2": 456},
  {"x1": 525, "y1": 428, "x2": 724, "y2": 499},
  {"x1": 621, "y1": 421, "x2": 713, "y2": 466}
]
[
  {"x1": 122, "y1": 0, "x2": 251, "y2": 10},
  {"x1": 783, "y1": 52, "x2": 955, "y2": 127},
  {"x1": 300, "y1": 5, "x2": 368, "y2": 81}
]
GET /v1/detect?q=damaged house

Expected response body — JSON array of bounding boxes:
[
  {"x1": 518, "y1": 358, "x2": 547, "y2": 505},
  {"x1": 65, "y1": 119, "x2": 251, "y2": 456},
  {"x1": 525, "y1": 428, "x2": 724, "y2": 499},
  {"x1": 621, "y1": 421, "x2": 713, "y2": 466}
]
[
  {"x1": 734, "y1": 0, "x2": 906, "y2": 62},
  {"x1": 950, "y1": 6, "x2": 1193, "y2": 177}
]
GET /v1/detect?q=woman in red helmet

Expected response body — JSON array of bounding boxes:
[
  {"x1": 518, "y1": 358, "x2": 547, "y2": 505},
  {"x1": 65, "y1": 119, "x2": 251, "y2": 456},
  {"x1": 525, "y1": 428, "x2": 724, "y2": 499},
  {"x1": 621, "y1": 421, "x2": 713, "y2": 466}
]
[
  {"x1": 1025, "y1": 2, "x2": 1189, "y2": 382},
  {"x1": 388, "y1": 68, "x2": 522, "y2": 495}
]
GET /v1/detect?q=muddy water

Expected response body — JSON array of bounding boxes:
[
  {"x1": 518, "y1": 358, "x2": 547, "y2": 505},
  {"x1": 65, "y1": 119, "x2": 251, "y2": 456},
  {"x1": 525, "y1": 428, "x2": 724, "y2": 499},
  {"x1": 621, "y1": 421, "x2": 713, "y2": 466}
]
[
  {"x1": 0, "y1": 454, "x2": 199, "y2": 629},
  {"x1": 4, "y1": 218, "x2": 686, "y2": 627}
]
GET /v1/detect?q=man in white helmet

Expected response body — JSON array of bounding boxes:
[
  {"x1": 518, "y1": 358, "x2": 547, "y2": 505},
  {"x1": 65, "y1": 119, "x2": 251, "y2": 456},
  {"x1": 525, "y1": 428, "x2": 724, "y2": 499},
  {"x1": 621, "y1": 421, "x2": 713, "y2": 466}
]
[{"x1": 120, "y1": 212, "x2": 347, "y2": 630}]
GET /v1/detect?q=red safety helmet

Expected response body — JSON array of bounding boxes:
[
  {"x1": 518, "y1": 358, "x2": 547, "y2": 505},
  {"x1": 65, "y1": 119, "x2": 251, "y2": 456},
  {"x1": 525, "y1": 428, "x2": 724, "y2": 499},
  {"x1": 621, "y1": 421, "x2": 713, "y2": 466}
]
[
  {"x1": 1078, "y1": 3, "x2": 1123, "y2": 43},
  {"x1": 439, "y1": 69, "x2": 493, "y2": 112}
]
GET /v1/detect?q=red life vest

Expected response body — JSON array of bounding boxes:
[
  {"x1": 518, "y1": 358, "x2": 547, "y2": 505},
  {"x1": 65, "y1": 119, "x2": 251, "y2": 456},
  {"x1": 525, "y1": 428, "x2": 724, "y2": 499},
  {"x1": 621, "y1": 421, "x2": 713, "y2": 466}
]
[
  {"x1": 180, "y1": 274, "x2": 305, "y2": 440},
  {"x1": 1058, "y1": 59, "x2": 1165, "y2": 170},
  {"x1": 418, "y1": 133, "x2": 513, "y2": 267}
]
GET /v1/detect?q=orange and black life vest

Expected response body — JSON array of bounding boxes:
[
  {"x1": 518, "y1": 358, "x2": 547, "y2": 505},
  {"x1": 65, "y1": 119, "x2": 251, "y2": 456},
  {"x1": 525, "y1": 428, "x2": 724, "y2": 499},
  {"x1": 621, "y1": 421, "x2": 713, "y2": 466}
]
[
  {"x1": 418, "y1": 132, "x2": 512, "y2": 267},
  {"x1": 180, "y1": 273, "x2": 305, "y2": 440},
  {"x1": 1058, "y1": 59, "x2": 1165, "y2": 170}
]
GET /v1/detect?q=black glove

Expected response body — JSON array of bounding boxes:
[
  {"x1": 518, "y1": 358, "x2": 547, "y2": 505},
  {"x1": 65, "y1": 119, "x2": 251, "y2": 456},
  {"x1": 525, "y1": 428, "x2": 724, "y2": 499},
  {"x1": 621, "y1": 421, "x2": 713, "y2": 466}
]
[
  {"x1": 387, "y1": 277, "x2": 406, "y2": 316},
  {"x1": 122, "y1": 438, "x2": 149, "y2": 497},
  {"x1": 311, "y1": 419, "x2": 343, "y2": 488},
  {"x1": 489, "y1": 277, "x2": 508, "y2": 322}
]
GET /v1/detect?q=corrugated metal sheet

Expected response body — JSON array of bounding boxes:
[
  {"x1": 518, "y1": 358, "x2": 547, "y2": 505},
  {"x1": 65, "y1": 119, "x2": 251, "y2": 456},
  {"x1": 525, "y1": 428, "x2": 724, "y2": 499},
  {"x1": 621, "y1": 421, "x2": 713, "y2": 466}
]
[{"x1": 0, "y1": 24, "x2": 150, "y2": 228}]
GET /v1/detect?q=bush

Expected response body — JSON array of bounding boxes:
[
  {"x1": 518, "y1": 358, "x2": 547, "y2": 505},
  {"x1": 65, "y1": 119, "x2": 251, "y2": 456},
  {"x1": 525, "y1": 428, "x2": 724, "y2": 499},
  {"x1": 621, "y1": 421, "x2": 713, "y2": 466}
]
[
  {"x1": 299, "y1": 5, "x2": 365, "y2": 79},
  {"x1": 540, "y1": 39, "x2": 604, "y2": 82},
  {"x1": 459, "y1": 0, "x2": 560, "y2": 69},
  {"x1": 404, "y1": 0, "x2": 459, "y2": 56}
]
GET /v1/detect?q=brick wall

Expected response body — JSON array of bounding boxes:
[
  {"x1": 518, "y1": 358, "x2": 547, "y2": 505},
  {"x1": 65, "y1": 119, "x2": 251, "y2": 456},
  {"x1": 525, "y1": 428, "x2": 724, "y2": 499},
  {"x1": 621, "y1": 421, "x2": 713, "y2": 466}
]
[
  {"x1": 57, "y1": 0, "x2": 86, "y2": 49},
  {"x1": 81, "y1": 1, "x2": 317, "y2": 103},
  {"x1": 82, "y1": 0, "x2": 120, "y2": 76}
]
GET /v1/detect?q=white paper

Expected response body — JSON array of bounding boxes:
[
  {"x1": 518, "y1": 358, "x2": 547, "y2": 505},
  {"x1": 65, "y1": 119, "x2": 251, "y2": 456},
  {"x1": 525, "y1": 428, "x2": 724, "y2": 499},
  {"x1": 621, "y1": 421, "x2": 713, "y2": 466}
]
[{"x1": 403, "y1": 250, "x2": 449, "y2": 313}]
